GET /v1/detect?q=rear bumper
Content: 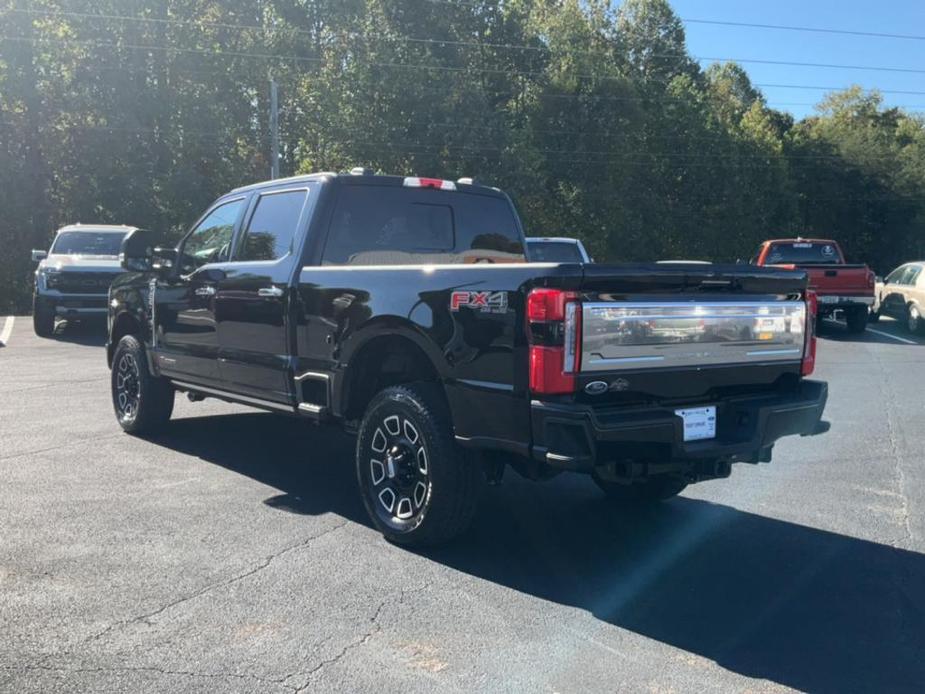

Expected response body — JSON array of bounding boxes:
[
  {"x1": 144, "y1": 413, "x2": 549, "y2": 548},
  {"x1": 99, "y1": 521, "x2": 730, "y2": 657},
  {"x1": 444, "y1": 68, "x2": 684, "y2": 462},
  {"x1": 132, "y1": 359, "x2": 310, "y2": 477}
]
[
  {"x1": 816, "y1": 295, "x2": 873, "y2": 312},
  {"x1": 531, "y1": 380, "x2": 828, "y2": 472}
]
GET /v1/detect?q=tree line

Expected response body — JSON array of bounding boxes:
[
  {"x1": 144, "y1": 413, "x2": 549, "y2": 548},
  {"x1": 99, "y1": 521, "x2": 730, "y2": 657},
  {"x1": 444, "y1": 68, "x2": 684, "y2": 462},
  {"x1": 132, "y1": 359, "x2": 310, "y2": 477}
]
[{"x1": 2, "y1": 0, "x2": 924, "y2": 312}]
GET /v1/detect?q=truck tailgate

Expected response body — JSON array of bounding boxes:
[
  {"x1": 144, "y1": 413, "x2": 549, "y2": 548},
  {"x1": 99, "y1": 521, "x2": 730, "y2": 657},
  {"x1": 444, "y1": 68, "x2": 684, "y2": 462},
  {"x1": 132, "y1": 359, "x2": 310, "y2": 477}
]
[
  {"x1": 801, "y1": 264, "x2": 871, "y2": 296},
  {"x1": 574, "y1": 263, "x2": 809, "y2": 403}
]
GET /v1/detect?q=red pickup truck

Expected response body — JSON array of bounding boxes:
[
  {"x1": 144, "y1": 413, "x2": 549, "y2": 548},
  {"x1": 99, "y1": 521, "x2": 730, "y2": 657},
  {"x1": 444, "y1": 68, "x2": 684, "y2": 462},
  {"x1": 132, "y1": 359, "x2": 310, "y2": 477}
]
[{"x1": 751, "y1": 238, "x2": 875, "y2": 333}]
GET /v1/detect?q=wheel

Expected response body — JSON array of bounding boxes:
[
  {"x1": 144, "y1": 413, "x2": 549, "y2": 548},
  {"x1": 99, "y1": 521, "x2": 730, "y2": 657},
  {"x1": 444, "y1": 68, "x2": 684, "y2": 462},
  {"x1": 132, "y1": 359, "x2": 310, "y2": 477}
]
[
  {"x1": 110, "y1": 335, "x2": 174, "y2": 435},
  {"x1": 356, "y1": 383, "x2": 483, "y2": 546},
  {"x1": 593, "y1": 474, "x2": 688, "y2": 504},
  {"x1": 33, "y1": 300, "x2": 55, "y2": 337},
  {"x1": 845, "y1": 306, "x2": 869, "y2": 334},
  {"x1": 907, "y1": 304, "x2": 923, "y2": 335}
]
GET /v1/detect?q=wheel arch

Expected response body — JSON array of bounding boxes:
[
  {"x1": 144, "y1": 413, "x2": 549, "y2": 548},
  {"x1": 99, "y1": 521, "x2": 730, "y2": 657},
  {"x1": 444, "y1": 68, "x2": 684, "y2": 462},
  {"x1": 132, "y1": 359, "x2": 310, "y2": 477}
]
[
  {"x1": 108, "y1": 312, "x2": 144, "y2": 367},
  {"x1": 338, "y1": 327, "x2": 448, "y2": 422}
]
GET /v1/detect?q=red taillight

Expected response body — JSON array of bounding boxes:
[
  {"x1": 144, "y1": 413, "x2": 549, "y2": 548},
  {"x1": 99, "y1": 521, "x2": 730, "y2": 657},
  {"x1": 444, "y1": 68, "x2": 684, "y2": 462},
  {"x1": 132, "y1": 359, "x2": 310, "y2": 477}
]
[
  {"x1": 867, "y1": 270, "x2": 876, "y2": 289},
  {"x1": 802, "y1": 290, "x2": 817, "y2": 376},
  {"x1": 527, "y1": 288, "x2": 581, "y2": 394}
]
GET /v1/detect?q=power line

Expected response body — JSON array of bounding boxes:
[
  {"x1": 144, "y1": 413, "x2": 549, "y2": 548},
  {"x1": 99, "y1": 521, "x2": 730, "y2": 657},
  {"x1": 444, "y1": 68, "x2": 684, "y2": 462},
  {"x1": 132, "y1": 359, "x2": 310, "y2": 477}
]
[
  {"x1": 682, "y1": 18, "x2": 925, "y2": 42},
  {"x1": 6, "y1": 34, "x2": 925, "y2": 98},
  {"x1": 10, "y1": 8, "x2": 925, "y2": 76}
]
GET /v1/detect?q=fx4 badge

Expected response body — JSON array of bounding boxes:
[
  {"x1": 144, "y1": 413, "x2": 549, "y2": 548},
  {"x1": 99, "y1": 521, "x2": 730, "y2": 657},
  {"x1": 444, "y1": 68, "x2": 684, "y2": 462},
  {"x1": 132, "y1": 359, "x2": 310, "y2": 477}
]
[{"x1": 450, "y1": 291, "x2": 508, "y2": 314}]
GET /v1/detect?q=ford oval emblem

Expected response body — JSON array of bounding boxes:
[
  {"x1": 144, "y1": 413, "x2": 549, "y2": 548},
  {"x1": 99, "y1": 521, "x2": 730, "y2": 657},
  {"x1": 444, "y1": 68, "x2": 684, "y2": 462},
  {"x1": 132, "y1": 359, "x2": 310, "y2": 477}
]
[{"x1": 584, "y1": 381, "x2": 609, "y2": 395}]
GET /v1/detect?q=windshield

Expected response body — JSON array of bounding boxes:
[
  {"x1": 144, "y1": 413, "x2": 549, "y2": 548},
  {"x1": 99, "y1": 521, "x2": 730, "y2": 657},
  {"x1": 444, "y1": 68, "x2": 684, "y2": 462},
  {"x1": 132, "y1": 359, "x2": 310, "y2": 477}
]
[
  {"x1": 51, "y1": 230, "x2": 127, "y2": 257},
  {"x1": 527, "y1": 240, "x2": 584, "y2": 263},
  {"x1": 765, "y1": 242, "x2": 842, "y2": 265}
]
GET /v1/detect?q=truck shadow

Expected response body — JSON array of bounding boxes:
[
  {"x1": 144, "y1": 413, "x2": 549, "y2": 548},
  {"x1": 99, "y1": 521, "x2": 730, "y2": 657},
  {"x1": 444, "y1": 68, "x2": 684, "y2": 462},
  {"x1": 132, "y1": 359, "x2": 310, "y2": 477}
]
[
  {"x1": 157, "y1": 412, "x2": 925, "y2": 694},
  {"x1": 48, "y1": 318, "x2": 108, "y2": 346}
]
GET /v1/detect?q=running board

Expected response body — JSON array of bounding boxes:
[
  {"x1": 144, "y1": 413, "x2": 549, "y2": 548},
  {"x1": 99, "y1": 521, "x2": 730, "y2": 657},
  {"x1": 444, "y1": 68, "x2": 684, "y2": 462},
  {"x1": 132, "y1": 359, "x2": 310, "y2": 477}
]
[{"x1": 297, "y1": 402, "x2": 328, "y2": 420}]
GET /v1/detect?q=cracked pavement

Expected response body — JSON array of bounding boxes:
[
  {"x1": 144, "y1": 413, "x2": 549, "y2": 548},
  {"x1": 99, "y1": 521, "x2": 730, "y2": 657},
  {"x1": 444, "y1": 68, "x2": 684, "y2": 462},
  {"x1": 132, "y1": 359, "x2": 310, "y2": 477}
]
[{"x1": 1, "y1": 317, "x2": 924, "y2": 693}]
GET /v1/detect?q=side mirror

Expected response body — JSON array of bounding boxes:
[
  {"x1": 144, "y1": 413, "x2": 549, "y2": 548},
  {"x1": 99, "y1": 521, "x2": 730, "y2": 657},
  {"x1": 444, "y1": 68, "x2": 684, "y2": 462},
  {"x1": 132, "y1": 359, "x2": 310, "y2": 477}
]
[
  {"x1": 32, "y1": 249, "x2": 47, "y2": 262},
  {"x1": 152, "y1": 247, "x2": 178, "y2": 274},
  {"x1": 120, "y1": 229, "x2": 172, "y2": 273}
]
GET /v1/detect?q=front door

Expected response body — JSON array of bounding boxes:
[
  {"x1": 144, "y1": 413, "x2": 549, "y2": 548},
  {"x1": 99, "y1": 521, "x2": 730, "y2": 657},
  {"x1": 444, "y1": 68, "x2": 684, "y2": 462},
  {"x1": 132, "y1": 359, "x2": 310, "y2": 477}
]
[
  {"x1": 215, "y1": 186, "x2": 313, "y2": 402},
  {"x1": 155, "y1": 197, "x2": 247, "y2": 383}
]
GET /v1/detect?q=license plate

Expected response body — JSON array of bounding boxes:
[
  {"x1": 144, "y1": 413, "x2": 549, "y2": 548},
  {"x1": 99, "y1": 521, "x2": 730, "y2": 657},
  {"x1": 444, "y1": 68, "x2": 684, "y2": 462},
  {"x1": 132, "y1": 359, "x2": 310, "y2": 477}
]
[{"x1": 676, "y1": 406, "x2": 716, "y2": 442}]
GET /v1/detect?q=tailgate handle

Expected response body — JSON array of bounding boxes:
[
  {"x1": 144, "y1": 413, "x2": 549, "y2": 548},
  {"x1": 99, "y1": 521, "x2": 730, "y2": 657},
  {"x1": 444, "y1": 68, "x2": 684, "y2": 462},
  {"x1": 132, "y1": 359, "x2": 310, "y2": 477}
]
[{"x1": 825, "y1": 270, "x2": 837, "y2": 277}]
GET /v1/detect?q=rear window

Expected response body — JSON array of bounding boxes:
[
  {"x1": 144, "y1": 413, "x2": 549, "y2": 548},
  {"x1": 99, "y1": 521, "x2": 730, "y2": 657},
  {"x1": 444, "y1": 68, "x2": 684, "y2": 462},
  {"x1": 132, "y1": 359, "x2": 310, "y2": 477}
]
[
  {"x1": 765, "y1": 242, "x2": 842, "y2": 265},
  {"x1": 527, "y1": 241, "x2": 583, "y2": 263},
  {"x1": 52, "y1": 230, "x2": 127, "y2": 256},
  {"x1": 321, "y1": 186, "x2": 525, "y2": 265}
]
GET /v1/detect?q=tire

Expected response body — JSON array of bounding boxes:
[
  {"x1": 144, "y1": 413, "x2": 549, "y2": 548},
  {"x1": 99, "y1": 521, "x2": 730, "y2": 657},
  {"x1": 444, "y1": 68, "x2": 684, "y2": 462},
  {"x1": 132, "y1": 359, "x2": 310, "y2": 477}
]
[
  {"x1": 355, "y1": 383, "x2": 483, "y2": 546},
  {"x1": 33, "y1": 300, "x2": 55, "y2": 337},
  {"x1": 110, "y1": 335, "x2": 174, "y2": 435},
  {"x1": 845, "y1": 307, "x2": 869, "y2": 334},
  {"x1": 593, "y1": 474, "x2": 688, "y2": 505},
  {"x1": 907, "y1": 304, "x2": 923, "y2": 335}
]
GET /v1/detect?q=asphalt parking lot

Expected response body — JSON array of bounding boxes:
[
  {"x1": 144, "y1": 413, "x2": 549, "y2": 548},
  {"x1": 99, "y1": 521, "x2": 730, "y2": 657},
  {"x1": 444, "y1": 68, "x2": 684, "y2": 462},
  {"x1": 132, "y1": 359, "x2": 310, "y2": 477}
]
[{"x1": 1, "y1": 315, "x2": 923, "y2": 693}]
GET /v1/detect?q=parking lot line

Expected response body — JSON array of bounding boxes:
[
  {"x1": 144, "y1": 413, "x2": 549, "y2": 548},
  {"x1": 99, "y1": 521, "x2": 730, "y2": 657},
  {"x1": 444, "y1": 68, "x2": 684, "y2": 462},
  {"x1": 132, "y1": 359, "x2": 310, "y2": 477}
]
[
  {"x1": 0, "y1": 316, "x2": 14, "y2": 346},
  {"x1": 866, "y1": 326, "x2": 920, "y2": 345}
]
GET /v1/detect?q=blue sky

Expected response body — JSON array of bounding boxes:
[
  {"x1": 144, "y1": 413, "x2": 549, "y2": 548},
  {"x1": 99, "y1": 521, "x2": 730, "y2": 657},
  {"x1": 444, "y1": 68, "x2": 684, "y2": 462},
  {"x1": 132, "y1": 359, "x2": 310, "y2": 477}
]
[{"x1": 664, "y1": 0, "x2": 925, "y2": 119}]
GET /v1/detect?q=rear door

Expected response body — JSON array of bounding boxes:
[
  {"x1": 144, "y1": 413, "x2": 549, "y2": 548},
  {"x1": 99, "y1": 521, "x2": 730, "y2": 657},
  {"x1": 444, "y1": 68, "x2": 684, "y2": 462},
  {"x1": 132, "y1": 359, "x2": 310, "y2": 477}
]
[
  {"x1": 156, "y1": 197, "x2": 247, "y2": 383},
  {"x1": 215, "y1": 185, "x2": 314, "y2": 403}
]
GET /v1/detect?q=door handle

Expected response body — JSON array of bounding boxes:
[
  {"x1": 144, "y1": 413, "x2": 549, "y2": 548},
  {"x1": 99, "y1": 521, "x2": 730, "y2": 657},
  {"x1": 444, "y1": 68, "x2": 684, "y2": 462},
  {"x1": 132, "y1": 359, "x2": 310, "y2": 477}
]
[
  {"x1": 257, "y1": 286, "x2": 284, "y2": 298},
  {"x1": 194, "y1": 285, "x2": 217, "y2": 297}
]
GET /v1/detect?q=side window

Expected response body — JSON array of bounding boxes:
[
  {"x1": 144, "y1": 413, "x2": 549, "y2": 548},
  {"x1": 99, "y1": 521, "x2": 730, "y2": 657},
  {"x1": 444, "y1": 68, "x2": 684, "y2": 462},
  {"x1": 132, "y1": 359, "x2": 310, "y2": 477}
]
[
  {"x1": 886, "y1": 266, "x2": 907, "y2": 284},
  {"x1": 235, "y1": 189, "x2": 308, "y2": 262},
  {"x1": 897, "y1": 266, "x2": 915, "y2": 286},
  {"x1": 180, "y1": 198, "x2": 245, "y2": 271}
]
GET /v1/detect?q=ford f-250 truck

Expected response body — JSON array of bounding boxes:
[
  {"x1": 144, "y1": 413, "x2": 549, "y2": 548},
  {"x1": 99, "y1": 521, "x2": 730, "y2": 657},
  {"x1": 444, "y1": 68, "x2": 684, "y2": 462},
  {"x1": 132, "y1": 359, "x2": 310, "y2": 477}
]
[
  {"x1": 751, "y1": 238, "x2": 875, "y2": 333},
  {"x1": 107, "y1": 171, "x2": 828, "y2": 545}
]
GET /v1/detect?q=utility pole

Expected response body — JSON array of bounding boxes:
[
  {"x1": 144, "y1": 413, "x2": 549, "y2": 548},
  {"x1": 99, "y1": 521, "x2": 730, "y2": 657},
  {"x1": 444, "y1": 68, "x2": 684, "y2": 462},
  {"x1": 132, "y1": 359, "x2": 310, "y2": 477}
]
[{"x1": 269, "y1": 77, "x2": 279, "y2": 180}]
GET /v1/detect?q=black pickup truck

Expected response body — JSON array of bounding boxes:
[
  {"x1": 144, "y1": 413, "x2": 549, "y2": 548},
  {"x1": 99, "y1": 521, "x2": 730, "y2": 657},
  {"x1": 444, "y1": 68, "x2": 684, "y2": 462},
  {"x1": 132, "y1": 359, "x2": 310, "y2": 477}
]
[{"x1": 108, "y1": 171, "x2": 828, "y2": 545}]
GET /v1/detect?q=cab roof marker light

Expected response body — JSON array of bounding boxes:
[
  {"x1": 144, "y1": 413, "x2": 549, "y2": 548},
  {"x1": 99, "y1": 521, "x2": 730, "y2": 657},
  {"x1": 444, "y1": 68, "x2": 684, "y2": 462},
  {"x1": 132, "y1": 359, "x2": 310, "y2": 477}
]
[{"x1": 403, "y1": 177, "x2": 457, "y2": 191}]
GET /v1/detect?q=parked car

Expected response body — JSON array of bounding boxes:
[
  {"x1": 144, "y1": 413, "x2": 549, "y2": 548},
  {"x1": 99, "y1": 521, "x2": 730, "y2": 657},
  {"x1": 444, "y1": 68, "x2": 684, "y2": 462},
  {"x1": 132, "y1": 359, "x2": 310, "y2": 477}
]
[
  {"x1": 107, "y1": 171, "x2": 827, "y2": 546},
  {"x1": 525, "y1": 236, "x2": 591, "y2": 263},
  {"x1": 751, "y1": 238, "x2": 875, "y2": 333},
  {"x1": 872, "y1": 262, "x2": 925, "y2": 334},
  {"x1": 32, "y1": 224, "x2": 137, "y2": 336}
]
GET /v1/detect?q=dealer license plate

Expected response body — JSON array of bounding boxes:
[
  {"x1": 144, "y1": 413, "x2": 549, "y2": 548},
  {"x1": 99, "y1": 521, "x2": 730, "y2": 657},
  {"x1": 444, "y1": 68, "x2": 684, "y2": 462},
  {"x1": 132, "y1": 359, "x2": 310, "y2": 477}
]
[{"x1": 676, "y1": 406, "x2": 717, "y2": 442}]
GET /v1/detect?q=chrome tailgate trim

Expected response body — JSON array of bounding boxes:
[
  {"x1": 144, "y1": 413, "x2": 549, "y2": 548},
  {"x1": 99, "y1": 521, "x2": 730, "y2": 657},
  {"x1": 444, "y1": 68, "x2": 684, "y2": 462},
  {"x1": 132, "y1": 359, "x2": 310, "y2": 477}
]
[{"x1": 581, "y1": 301, "x2": 806, "y2": 372}]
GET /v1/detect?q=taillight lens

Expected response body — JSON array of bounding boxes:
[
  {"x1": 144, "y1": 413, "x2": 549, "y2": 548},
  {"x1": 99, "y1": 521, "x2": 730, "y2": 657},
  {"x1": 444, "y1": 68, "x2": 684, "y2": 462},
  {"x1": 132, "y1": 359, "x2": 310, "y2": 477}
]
[
  {"x1": 867, "y1": 270, "x2": 876, "y2": 289},
  {"x1": 527, "y1": 288, "x2": 581, "y2": 394},
  {"x1": 802, "y1": 290, "x2": 817, "y2": 376}
]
